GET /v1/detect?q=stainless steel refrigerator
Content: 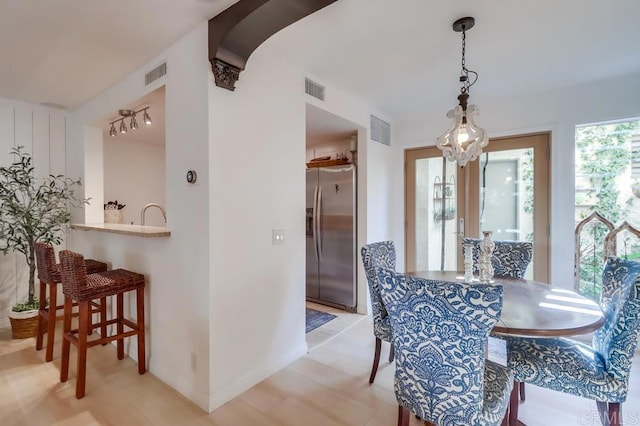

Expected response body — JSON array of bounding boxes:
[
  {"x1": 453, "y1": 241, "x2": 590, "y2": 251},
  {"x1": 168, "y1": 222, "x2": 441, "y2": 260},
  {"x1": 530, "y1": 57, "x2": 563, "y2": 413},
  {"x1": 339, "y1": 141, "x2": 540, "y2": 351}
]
[{"x1": 306, "y1": 164, "x2": 356, "y2": 311}]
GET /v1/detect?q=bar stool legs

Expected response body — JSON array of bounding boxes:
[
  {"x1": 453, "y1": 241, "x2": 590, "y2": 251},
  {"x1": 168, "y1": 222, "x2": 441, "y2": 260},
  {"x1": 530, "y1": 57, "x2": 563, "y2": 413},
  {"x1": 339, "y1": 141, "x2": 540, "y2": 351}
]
[
  {"x1": 60, "y1": 282, "x2": 146, "y2": 399},
  {"x1": 136, "y1": 287, "x2": 146, "y2": 375},
  {"x1": 60, "y1": 297, "x2": 72, "y2": 385},
  {"x1": 34, "y1": 243, "x2": 108, "y2": 363},
  {"x1": 35, "y1": 280, "x2": 103, "y2": 362},
  {"x1": 35, "y1": 280, "x2": 48, "y2": 352}
]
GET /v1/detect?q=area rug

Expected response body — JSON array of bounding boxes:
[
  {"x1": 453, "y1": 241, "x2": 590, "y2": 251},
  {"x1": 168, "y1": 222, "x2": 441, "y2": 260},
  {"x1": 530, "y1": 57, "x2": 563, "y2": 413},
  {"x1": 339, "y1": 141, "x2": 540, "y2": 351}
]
[{"x1": 306, "y1": 308, "x2": 337, "y2": 333}]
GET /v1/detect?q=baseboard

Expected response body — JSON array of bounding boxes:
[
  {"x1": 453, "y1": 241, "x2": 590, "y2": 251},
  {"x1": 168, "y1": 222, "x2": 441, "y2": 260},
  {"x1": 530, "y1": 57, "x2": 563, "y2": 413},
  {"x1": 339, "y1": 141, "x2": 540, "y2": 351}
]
[
  {"x1": 208, "y1": 342, "x2": 308, "y2": 413},
  {"x1": 150, "y1": 363, "x2": 211, "y2": 412}
]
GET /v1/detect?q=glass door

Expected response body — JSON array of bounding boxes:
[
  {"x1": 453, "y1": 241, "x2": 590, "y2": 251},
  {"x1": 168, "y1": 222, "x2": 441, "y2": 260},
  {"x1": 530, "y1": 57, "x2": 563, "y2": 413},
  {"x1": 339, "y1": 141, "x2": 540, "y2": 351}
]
[
  {"x1": 405, "y1": 133, "x2": 550, "y2": 282},
  {"x1": 405, "y1": 149, "x2": 461, "y2": 272}
]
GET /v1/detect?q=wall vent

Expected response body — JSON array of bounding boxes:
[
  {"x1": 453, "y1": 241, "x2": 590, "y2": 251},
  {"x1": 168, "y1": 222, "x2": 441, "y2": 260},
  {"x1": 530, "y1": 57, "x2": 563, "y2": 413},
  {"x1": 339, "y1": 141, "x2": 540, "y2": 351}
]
[
  {"x1": 145, "y1": 63, "x2": 167, "y2": 86},
  {"x1": 305, "y1": 78, "x2": 325, "y2": 101},
  {"x1": 370, "y1": 115, "x2": 391, "y2": 146}
]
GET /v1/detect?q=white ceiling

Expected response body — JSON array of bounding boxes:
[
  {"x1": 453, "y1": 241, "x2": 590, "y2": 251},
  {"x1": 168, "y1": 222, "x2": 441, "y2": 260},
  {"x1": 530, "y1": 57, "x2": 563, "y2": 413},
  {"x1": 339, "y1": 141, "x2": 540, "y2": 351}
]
[
  {"x1": 0, "y1": 0, "x2": 238, "y2": 110},
  {"x1": 1, "y1": 0, "x2": 639, "y2": 141}
]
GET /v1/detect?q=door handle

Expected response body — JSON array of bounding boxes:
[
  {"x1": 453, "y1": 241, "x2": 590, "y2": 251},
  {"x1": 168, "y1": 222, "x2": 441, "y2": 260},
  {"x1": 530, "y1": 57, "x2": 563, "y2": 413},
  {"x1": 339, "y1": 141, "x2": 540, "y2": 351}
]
[
  {"x1": 313, "y1": 185, "x2": 319, "y2": 260},
  {"x1": 317, "y1": 186, "x2": 323, "y2": 261},
  {"x1": 458, "y1": 217, "x2": 465, "y2": 237}
]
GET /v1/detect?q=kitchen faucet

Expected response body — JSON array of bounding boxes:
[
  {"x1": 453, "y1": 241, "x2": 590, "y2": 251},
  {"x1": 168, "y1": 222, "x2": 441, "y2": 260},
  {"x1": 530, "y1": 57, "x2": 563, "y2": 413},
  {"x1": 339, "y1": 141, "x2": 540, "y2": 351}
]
[{"x1": 141, "y1": 203, "x2": 167, "y2": 226}]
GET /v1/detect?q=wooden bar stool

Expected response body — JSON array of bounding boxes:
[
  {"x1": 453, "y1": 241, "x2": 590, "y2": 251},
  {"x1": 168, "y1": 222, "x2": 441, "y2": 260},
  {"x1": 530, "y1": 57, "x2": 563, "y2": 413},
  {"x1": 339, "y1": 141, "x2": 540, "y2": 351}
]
[
  {"x1": 34, "y1": 243, "x2": 108, "y2": 362},
  {"x1": 58, "y1": 249, "x2": 146, "y2": 399}
]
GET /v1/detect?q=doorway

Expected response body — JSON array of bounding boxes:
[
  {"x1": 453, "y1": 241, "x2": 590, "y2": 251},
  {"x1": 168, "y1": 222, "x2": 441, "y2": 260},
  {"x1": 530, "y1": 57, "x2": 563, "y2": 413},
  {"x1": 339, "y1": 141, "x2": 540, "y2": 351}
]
[{"x1": 405, "y1": 132, "x2": 550, "y2": 281}]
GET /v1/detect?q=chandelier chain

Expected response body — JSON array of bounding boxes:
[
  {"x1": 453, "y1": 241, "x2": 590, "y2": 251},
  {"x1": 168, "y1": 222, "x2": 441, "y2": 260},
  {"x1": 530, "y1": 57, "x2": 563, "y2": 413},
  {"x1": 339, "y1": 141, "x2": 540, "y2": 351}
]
[{"x1": 459, "y1": 25, "x2": 478, "y2": 95}]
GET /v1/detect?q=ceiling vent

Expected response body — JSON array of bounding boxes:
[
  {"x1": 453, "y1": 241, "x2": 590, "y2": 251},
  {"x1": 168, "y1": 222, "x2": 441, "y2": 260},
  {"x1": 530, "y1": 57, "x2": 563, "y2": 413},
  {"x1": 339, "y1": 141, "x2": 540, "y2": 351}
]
[
  {"x1": 145, "y1": 63, "x2": 167, "y2": 86},
  {"x1": 370, "y1": 115, "x2": 391, "y2": 146},
  {"x1": 305, "y1": 78, "x2": 325, "y2": 101}
]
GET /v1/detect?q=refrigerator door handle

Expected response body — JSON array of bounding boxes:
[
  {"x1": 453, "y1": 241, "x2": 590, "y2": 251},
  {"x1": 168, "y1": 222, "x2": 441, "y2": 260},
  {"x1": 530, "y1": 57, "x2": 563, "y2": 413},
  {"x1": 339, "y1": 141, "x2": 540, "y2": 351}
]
[
  {"x1": 313, "y1": 185, "x2": 319, "y2": 260},
  {"x1": 317, "y1": 185, "x2": 323, "y2": 261}
]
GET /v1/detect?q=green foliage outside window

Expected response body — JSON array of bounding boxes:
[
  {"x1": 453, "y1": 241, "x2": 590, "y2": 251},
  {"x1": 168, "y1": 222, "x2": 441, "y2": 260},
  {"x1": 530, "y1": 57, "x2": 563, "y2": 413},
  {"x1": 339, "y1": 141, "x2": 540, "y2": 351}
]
[{"x1": 575, "y1": 120, "x2": 640, "y2": 300}]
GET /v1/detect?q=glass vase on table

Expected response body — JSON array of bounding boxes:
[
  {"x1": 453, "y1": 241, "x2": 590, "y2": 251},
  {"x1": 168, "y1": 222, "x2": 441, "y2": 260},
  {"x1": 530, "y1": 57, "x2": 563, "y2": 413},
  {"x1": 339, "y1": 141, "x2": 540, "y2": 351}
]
[{"x1": 478, "y1": 230, "x2": 495, "y2": 283}]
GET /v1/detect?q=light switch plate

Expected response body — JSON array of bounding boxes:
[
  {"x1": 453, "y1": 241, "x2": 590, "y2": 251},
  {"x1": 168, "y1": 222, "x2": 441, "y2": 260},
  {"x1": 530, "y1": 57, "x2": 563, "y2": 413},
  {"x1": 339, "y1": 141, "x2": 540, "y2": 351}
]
[{"x1": 272, "y1": 228, "x2": 285, "y2": 245}]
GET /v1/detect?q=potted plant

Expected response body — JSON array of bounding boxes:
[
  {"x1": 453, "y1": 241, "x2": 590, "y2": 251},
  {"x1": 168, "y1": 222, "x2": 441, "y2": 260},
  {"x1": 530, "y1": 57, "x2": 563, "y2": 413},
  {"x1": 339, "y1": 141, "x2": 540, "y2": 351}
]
[{"x1": 0, "y1": 146, "x2": 87, "y2": 338}]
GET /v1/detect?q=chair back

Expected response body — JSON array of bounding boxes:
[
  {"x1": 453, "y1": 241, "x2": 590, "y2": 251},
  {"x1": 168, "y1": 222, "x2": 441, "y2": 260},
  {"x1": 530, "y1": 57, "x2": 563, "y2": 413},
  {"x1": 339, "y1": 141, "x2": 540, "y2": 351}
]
[
  {"x1": 58, "y1": 250, "x2": 89, "y2": 300},
  {"x1": 376, "y1": 267, "x2": 503, "y2": 425},
  {"x1": 361, "y1": 242, "x2": 396, "y2": 338},
  {"x1": 593, "y1": 256, "x2": 640, "y2": 382},
  {"x1": 35, "y1": 242, "x2": 61, "y2": 283},
  {"x1": 462, "y1": 238, "x2": 533, "y2": 278}
]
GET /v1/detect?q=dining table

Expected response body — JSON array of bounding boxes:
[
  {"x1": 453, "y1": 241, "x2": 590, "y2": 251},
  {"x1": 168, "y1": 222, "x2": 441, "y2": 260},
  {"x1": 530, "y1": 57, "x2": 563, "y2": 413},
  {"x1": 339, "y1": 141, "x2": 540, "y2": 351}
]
[{"x1": 408, "y1": 270, "x2": 606, "y2": 426}]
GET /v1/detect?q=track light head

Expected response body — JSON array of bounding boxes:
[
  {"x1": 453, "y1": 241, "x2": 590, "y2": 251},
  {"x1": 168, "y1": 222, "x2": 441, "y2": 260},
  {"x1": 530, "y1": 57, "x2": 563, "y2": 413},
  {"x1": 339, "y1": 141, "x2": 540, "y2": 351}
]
[
  {"x1": 130, "y1": 114, "x2": 138, "y2": 130},
  {"x1": 119, "y1": 120, "x2": 127, "y2": 134},
  {"x1": 143, "y1": 109, "x2": 152, "y2": 126},
  {"x1": 109, "y1": 123, "x2": 117, "y2": 137}
]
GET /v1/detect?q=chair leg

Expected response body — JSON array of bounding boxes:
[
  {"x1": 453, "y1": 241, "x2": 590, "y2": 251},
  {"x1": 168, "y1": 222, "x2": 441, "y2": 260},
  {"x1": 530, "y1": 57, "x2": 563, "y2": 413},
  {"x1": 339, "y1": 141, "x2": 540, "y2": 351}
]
[
  {"x1": 597, "y1": 401, "x2": 621, "y2": 426},
  {"x1": 369, "y1": 337, "x2": 382, "y2": 384},
  {"x1": 389, "y1": 342, "x2": 395, "y2": 363},
  {"x1": 100, "y1": 296, "x2": 108, "y2": 344},
  {"x1": 45, "y1": 283, "x2": 58, "y2": 362},
  {"x1": 87, "y1": 299, "x2": 93, "y2": 336},
  {"x1": 609, "y1": 403, "x2": 620, "y2": 426},
  {"x1": 76, "y1": 301, "x2": 90, "y2": 399},
  {"x1": 397, "y1": 405, "x2": 410, "y2": 426},
  {"x1": 36, "y1": 280, "x2": 47, "y2": 351},
  {"x1": 117, "y1": 293, "x2": 124, "y2": 360},
  {"x1": 60, "y1": 297, "x2": 73, "y2": 383},
  {"x1": 519, "y1": 381, "x2": 525, "y2": 401},
  {"x1": 501, "y1": 406, "x2": 509, "y2": 426},
  {"x1": 508, "y1": 380, "x2": 519, "y2": 426},
  {"x1": 136, "y1": 287, "x2": 146, "y2": 374}
]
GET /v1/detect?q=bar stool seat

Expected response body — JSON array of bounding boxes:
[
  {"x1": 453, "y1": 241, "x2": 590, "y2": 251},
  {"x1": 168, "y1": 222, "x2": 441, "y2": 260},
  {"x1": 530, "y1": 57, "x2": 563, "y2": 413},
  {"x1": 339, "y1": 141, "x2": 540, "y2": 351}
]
[
  {"x1": 34, "y1": 243, "x2": 108, "y2": 362},
  {"x1": 58, "y1": 249, "x2": 146, "y2": 399}
]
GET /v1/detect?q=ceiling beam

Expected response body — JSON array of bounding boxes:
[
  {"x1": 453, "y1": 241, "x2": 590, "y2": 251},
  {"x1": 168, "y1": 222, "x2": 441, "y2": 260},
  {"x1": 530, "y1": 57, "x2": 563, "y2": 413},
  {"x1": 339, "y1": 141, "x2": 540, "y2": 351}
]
[{"x1": 208, "y1": 0, "x2": 338, "y2": 91}]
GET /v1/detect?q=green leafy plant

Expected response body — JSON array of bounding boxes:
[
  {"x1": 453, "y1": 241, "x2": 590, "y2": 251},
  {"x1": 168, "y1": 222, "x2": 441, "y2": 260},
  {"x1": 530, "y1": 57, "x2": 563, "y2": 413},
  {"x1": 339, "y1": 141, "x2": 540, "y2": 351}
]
[
  {"x1": 11, "y1": 299, "x2": 41, "y2": 312},
  {"x1": 0, "y1": 146, "x2": 88, "y2": 311},
  {"x1": 574, "y1": 120, "x2": 640, "y2": 299}
]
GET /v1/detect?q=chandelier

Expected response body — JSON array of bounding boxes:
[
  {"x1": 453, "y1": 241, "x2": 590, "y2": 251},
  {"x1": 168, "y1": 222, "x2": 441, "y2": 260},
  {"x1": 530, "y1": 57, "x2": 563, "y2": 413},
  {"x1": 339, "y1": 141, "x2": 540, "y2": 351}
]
[
  {"x1": 108, "y1": 108, "x2": 152, "y2": 137},
  {"x1": 436, "y1": 17, "x2": 488, "y2": 167}
]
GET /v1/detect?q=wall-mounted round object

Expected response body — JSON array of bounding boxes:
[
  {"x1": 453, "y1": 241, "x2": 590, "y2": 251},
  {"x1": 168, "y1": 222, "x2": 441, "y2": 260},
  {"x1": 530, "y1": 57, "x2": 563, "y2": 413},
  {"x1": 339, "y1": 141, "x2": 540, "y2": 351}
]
[{"x1": 186, "y1": 170, "x2": 197, "y2": 184}]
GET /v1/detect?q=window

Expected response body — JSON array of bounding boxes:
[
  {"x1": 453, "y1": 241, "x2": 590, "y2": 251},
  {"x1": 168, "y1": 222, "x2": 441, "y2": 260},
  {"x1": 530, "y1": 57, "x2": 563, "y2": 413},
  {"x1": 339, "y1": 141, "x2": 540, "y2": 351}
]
[{"x1": 574, "y1": 118, "x2": 640, "y2": 299}]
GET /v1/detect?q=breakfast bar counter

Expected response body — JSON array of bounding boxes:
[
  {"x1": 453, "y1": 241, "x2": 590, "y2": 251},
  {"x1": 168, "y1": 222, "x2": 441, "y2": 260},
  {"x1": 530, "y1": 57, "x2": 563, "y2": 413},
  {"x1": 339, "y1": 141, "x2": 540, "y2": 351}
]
[{"x1": 71, "y1": 223, "x2": 171, "y2": 237}]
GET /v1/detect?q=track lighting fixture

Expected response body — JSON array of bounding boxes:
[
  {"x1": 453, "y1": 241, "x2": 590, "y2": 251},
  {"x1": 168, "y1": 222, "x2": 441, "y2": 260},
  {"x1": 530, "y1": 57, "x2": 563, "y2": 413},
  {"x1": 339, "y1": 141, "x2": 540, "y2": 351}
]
[{"x1": 108, "y1": 107, "x2": 152, "y2": 137}]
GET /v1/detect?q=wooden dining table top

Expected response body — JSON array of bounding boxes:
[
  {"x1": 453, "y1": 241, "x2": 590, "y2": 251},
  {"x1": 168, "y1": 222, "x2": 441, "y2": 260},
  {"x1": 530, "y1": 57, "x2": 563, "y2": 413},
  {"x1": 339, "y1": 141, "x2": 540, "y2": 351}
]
[{"x1": 408, "y1": 270, "x2": 605, "y2": 338}]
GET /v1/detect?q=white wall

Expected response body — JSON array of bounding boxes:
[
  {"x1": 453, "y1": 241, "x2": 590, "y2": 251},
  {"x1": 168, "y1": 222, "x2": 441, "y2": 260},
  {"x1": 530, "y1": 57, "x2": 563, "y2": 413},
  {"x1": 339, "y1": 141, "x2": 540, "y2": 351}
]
[
  {"x1": 63, "y1": 15, "x2": 393, "y2": 413},
  {"x1": 206, "y1": 43, "x2": 391, "y2": 408},
  {"x1": 103, "y1": 141, "x2": 166, "y2": 226},
  {"x1": 0, "y1": 98, "x2": 69, "y2": 327},
  {"x1": 68, "y1": 23, "x2": 211, "y2": 410},
  {"x1": 393, "y1": 71, "x2": 640, "y2": 287}
]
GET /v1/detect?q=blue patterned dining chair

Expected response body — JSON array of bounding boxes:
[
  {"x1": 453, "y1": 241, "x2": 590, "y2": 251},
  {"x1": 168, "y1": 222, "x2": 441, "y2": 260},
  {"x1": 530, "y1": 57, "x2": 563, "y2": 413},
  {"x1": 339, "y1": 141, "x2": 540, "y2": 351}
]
[
  {"x1": 463, "y1": 237, "x2": 534, "y2": 401},
  {"x1": 462, "y1": 238, "x2": 533, "y2": 279},
  {"x1": 375, "y1": 267, "x2": 513, "y2": 426},
  {"x1": 507, "y1": 257, "x2": 640, "y2": 426},
  {"x1": 360, "y1": 241, "x2": 396, "y2": 384}
]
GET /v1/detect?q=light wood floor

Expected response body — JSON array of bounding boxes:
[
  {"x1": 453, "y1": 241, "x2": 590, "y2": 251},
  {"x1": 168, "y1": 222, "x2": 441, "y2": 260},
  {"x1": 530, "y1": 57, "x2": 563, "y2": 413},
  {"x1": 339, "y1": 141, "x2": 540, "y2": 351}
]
[{"x1": 1, "y1": 314, "x2": 639, "y2": 425}]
